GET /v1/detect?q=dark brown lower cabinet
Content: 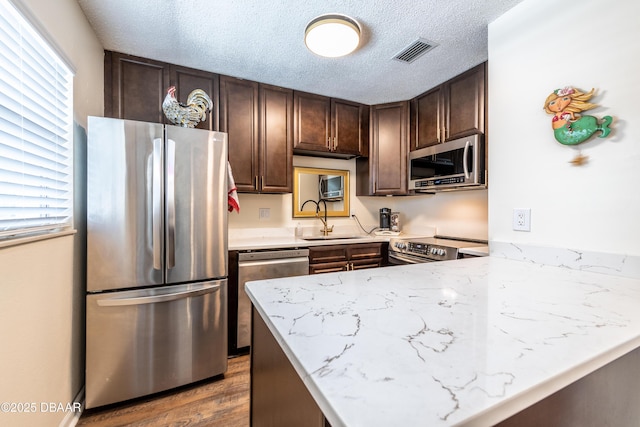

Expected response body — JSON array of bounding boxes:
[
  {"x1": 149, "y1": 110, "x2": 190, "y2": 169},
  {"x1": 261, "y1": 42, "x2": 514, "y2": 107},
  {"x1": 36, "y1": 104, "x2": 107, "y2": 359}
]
[
  {"x1": 251, "y1": 307, "x2": 327, "y2": 427},
  {"x1": 308, "y1": 242, "x2": 387, "y2": 274}
]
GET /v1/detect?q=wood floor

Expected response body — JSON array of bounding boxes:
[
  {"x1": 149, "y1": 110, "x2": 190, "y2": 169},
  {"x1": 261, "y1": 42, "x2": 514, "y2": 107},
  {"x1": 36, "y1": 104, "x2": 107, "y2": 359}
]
[{"x1": 77, "y1": 354, "x2": 250, "y2": 427}]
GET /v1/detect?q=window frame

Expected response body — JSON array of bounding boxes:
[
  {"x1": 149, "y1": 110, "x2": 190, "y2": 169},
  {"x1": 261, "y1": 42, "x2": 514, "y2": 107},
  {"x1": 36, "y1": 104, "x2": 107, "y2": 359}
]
[{"x1": 0, "y1": 0, "x2": 75, "y2": 245}]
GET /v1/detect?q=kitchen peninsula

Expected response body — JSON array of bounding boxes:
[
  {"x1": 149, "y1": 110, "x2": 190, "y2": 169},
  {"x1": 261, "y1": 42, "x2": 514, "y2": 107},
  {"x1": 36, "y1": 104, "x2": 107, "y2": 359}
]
[{"x1": 246, "y1": 257, "x2": 640, "y2": 426}]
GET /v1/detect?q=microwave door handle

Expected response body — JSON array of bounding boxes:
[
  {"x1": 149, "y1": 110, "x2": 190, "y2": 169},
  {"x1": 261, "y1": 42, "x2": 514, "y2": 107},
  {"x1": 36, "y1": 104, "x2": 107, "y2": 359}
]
[{"x1": 463, "y1": 140, "x2": 471, "y2": 179}]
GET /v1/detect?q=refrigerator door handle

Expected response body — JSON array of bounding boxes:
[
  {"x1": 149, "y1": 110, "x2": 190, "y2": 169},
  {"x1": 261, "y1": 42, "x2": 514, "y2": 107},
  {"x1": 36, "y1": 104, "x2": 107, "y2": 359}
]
[
  {"x1": 166, "y1": 138, "x2": 176, "y2": 269},
  {"x1": 152, "y1": 138, "x2": 163, "y2": 270},
  {"x1": 96, "y1": 283, "x2": 221, "y2": 307}
]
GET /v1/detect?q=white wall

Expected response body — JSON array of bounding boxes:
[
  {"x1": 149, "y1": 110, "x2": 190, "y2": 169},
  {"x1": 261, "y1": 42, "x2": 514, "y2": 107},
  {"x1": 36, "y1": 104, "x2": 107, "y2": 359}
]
[
  {"x1": 488, "y1": 0, "x2": 640, "y2": 256},
  {"x1": 0, "y1": 0, "x2": 103, "y2": 426},
  {"x1": 229, "y1": 156, "x2": 488, "y2": 240}
]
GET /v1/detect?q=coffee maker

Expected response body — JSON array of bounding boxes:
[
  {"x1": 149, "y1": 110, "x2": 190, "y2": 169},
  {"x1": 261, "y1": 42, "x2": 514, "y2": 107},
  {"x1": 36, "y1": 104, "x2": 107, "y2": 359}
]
[{"x1": 379, "y1": 208, "x2": 391, "y2": 230}]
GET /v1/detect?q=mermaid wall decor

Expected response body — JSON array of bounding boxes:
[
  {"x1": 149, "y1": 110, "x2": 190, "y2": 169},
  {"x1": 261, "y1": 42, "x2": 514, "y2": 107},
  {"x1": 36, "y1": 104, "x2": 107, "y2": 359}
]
[{"x1": 543, "y1": 87, "x2": 613, "y2": 165}]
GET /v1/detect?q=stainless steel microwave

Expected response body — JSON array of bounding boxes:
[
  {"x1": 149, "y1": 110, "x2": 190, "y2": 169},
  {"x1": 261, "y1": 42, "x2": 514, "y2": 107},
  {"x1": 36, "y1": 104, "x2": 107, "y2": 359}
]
[
  {"x1": 408, "y1": 134, "x2": 485, "y2": 192},
  {"x1": 319, "y1": 174, "x2": 344, "y2": 201}
]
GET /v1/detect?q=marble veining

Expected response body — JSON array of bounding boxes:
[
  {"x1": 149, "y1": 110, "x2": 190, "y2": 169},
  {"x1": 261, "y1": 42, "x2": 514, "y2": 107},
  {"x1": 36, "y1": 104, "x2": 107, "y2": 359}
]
[
  {"x1": 491, "y1": 240, "x2": 640, "y2": 279},
  {"x1": 246, "y1": 257, "x2": 640, "y2": 426}
]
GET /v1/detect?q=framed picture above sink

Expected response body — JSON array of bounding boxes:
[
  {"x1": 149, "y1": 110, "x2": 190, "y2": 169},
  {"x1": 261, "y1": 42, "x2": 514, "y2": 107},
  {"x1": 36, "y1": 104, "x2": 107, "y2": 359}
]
[{"x1": 293, "y1": 167, "x2": 350, "y2": 218}]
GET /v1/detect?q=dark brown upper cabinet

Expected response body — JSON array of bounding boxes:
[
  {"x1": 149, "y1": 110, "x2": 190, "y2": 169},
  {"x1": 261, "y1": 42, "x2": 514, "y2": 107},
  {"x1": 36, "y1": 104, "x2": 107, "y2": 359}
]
[
  {"x1": 258, "y1": 84, "x2": 294, "y2": 193},
  {"x1": 104, "y1": 51, "x2": 170, "y2": 124},
  {"x1": 170, "y1": 66, "x2": 219, "y2": 131},
  {"x1": 220, "y1": 76, "x2": 292, "y2": 193},
  {"x1": 104, "y1": 51, "x2": 219, "y2": 130},
  {"x1": 293, "y1": 91, "x2": 367, "y2": 158},
  {"x1": 356, "y1": 101, "x2": 408, "y2": 196},
  {"x1": 410, "y1": 62, "x2": 485, "y2": 150}
]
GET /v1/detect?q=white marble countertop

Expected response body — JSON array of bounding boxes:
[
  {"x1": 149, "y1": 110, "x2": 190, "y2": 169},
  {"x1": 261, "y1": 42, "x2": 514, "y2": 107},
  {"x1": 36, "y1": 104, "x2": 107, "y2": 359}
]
[
  {"x1": 246, "y1": 257, "x2": 640, "y2": 426},
  {"x1": 228, "y1": 225, "x2": 428, "y2": 251}
]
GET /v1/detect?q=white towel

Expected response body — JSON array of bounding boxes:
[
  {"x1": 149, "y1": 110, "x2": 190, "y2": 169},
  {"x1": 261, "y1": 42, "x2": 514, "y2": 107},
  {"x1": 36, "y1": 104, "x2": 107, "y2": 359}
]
[{"x1": 227, "y1": 162, "x2": 240, "y2": 213}]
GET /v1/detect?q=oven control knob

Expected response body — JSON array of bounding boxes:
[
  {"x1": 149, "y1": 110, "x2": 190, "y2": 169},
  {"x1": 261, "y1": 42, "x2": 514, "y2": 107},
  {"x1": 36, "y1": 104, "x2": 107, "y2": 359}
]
[
  {"x1": 430, "y1": 248, "x2": 437, "y2": 255},
  {"x1": 438, "y1": 249, "x2": 446, "y2": 256}
]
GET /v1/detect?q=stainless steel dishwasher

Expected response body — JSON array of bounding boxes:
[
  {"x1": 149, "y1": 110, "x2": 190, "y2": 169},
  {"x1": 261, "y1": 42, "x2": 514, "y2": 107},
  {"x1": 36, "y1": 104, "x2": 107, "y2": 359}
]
[{"x1": 237, "y1": 249, "x2": 309, "y2": 348}]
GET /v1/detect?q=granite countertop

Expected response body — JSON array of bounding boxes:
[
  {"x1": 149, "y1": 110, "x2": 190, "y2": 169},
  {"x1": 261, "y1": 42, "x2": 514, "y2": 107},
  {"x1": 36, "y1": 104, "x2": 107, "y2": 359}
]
[{"x1": 246, "y1": 257, "x2": 640, "y2": 426}]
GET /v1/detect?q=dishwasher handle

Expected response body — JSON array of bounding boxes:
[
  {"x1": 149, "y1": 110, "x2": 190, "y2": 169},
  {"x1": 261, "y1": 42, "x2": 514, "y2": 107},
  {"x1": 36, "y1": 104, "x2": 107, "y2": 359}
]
[
  {"x1": 238, "y1": 249, "x2": 309, "y2": 262},
  {"x1": 238, "y1": 256, "x2": 309, "y2": 269},
  {"x1": 96, "y1": 283, "x2": 221, "y2": 307}
]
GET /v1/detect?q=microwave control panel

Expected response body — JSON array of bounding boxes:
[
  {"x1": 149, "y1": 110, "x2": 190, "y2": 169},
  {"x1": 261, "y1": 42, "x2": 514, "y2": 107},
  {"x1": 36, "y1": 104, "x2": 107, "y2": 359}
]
[{"x1": 415, "y1": 176, "x2": 466, "y2": 187}]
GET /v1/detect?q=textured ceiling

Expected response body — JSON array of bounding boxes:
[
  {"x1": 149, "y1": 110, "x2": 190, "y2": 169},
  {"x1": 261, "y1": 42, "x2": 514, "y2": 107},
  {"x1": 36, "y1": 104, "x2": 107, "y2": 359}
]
[{"x1": 77, "y1": 0, "x2": 523, "y2": 105}]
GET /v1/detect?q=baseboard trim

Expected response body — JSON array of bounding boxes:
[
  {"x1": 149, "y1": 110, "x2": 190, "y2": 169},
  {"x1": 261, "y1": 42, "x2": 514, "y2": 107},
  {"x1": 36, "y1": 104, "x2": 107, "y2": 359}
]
[{"x1": 59, "y1": 387, "x2": 84, "y2": 427}]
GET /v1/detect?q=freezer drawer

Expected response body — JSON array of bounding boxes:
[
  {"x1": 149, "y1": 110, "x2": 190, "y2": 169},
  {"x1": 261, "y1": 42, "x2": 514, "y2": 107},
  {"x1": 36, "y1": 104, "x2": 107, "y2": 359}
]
[{"x1": 86, "y1": 280, "x2": 228, "y2": 409}]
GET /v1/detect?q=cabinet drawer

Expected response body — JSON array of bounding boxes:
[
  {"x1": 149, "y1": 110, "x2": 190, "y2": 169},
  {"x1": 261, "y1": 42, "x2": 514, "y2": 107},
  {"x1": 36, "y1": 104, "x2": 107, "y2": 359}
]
[
  {"x1": 347, "y1": 243, "x2": 384, "y2": 259},
  {"x1": 309, "y1": 262, "x2": 348, "y2": 275},
  {"x1": 308, "y1": 245, "x2": 348, "y2": 264},
  {"x1": 351, "y1": 258, "x2": 383, "y2": 270}
]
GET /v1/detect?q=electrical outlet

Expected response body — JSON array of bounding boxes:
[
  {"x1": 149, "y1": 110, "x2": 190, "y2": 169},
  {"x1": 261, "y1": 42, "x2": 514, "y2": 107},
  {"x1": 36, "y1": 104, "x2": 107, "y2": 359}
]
[
  {"x1": 513, "y1": 208, "x2": 531, "y2": 231},
  {"x1": 259, "y1": 208, "x2": 270, "y2": 221}
]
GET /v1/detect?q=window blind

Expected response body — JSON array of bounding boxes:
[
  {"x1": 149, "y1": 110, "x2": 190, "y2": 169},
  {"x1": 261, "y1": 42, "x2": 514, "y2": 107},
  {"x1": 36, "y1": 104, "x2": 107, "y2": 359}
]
[{"x1": 0, "y1": 0, "x2": 74, "y2": 239}]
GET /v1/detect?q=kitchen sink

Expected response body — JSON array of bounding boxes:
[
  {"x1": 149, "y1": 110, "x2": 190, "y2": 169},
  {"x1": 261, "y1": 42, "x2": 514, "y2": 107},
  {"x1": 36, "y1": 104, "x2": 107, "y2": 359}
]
[{"x1": 302, "y1": 235, "x2": 366, "y2": 241}]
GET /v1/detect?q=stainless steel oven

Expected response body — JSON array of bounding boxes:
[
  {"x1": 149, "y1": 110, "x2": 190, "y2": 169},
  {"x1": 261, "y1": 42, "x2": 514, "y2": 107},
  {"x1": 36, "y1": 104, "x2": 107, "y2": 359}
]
[{"x1": 388, "y1": 236, "x2": 487, "y2": 265}]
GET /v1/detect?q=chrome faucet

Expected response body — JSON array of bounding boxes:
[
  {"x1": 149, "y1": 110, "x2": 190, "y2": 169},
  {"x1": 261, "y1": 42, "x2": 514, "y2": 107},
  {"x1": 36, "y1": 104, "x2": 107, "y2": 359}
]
[{"x1": 301, "y1": 199, "x2": 334, "y2": 236}]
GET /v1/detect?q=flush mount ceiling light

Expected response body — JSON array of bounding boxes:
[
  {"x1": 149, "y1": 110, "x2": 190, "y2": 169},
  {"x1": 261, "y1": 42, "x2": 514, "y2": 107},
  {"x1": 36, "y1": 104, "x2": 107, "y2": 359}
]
[{"x1": 305, "y1": 14, "x2": 361, "y2": 58}]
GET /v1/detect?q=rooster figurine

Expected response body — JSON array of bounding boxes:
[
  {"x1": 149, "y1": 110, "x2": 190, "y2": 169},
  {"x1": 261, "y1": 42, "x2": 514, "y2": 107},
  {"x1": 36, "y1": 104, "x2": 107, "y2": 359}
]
[{"x1": 162, "y1": 86, "x2": 213, "y2": 128}]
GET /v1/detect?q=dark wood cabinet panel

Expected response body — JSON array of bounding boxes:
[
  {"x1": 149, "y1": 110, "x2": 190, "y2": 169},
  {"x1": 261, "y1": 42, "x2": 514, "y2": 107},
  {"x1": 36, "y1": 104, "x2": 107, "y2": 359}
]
[
  {"x1": 294, "y1": 92, "x2": 367, "y2": 158},
  {"x1": 251, "y1": 307, "x2": 326, "y2": 427},
  {"x1": 410, "y1": 86, "x2": 442, "y2": 150},
  {"x1": 259, "y1": 84, "x2": 293, "y2": 193},
  {"x1": 358, "y1": 101, "x2": 408, "y2": 196},
  {"x1": 171, "y1": 66, "x2": 219, "y2": 131},
  {"x1": 308, "y1": 242, "x2": 387, "y2": 273},
  {"x1": 104, "y1": 51, "x2": 170, "y2": 124},
  {"x1": 445, "y1": 62, "x2": 485, "y2": 141},
  {"x1": 104, "y1": 51, "x2": 220, "y2": 130},
  {"x1": 410, "y1": 62, "x2": 486, "y2": 150},
  {"x1": 293, "y1": 91, "x2": 331, "y2": 153},
  {"x1": 220, "y1": 76, "x2": 260, "y2": 192},
  {"x1": 332, "y1": 99, "x2": 365, "y2": 156},
  {"x1": 220, "y1": 76, "x2": 292, "y2": 193},
  {"x1": 308, "y1": 245, "x2": 348, "y2": 265}
]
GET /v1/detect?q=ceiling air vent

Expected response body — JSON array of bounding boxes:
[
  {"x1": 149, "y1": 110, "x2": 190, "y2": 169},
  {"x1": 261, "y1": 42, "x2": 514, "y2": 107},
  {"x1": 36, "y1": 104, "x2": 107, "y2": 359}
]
[{"x1": 393, "y1": 38, "x2": 438, "y2": 63}]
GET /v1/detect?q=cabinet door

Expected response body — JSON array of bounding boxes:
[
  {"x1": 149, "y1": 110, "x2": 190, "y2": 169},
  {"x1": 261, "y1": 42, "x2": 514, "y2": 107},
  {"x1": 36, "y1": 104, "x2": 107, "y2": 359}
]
[
  {"x1": 260, "y1": 84, "x2": 293, "y2": 193},
  {"x1": 105, "y1": 51, "x2": 170, "y2": 124},
  {"x1": 171, "y1": 66, "x2": 219, "y2": 131},
  {"x1": 411, "y1": 86, "x2": 443, "y2": 150},
  {"x1": 293, "y1": 91, "x2": 331, "y2": 153},
  {"x1": 444, "y1": 63, "x2": 485, "y2": 141},
  {"x1": 332, "y1": 99, "x2": 364, "y2": 156},
  {"x1": 220, "y1": 76, "x2": 259, "y2": 192},
  {"x1": 369, "y1": 102, "x2": 408, "y2": 195}
]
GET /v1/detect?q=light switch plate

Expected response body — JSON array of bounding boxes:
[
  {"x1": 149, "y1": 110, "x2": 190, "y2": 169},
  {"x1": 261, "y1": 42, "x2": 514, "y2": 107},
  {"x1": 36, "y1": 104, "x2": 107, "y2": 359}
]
[
  {"x1": 513, "y1": 208, "x2": 531, "y2": 231},
  {"x1": 259, "y1": 208, "x2": 270, "y2": 220}
]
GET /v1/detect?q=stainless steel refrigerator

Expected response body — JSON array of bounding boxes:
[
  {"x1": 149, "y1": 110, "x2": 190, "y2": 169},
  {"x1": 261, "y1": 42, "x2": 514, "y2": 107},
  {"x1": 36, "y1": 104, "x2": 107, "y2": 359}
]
[{"x1": 85, "y1": 116, "x2": 228, "y2": 409}]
